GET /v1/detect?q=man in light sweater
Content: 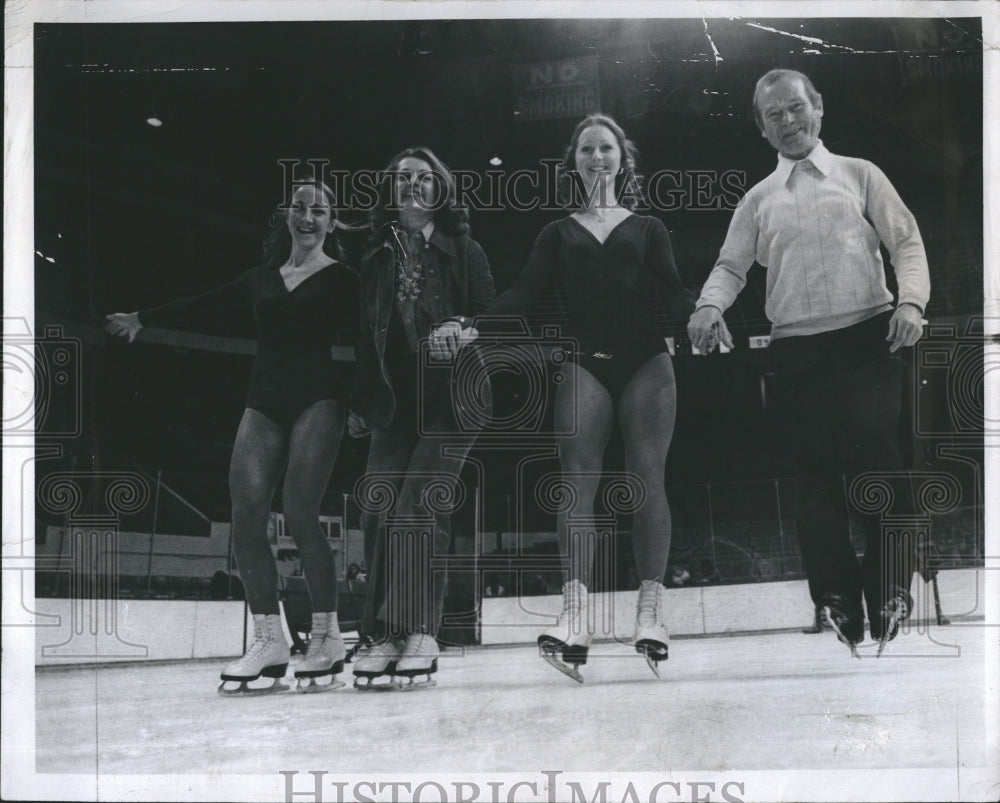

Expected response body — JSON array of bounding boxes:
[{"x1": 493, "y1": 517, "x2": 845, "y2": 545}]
[{"x1": 688, "y1": 69, "x2": 930, "y2": 656}]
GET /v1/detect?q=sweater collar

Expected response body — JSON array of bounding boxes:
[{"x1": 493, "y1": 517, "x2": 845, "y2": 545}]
[{"x1": 775, "y1": 140, "x2": 831, "y2": 184}]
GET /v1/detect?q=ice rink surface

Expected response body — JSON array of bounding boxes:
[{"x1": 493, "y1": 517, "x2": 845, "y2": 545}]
[{"x1": 34, "y1": 623, "x2": 995, "y2": 799}]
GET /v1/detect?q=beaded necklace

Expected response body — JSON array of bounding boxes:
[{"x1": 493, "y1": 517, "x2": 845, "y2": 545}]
[{"x1": 389, "y1": 224, "x2": 425, "y2": 303}]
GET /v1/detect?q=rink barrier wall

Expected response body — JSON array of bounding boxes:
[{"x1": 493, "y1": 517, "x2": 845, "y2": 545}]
[
  {"x1": 32, "y1": 568, "x2": 983, "y2": 664},
  {"x1": 479, "y1": 568, "x2": 983, "y2": 645}
]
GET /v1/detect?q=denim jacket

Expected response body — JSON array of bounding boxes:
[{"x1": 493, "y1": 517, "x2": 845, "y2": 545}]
[{"x1": 351, "y1": 224, "x2": 496, "y2": 429}]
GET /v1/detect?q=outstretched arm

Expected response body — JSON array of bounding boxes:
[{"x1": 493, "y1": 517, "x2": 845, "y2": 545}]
[
  {"x1": 481, "y1": 222, "x2": 558, "y2": 318},
  {"x1": 111, "y1": 271, "x2": 252, "y2": 340},
  {"x1": 431, "y1": 224, "x2": 558, "y2": 359},
  {"x1": 104, "y1": 312, "x2": 143, "y2": 342},
  {"x1": 688, "y1": 196, "x2": 757, "y2": 354}
]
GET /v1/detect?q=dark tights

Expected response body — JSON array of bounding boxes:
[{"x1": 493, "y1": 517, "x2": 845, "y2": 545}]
[
  {"x1": 228, "y1": 400, "x2": 346, "y2": 614},
  {"x1": 554, "y1": 353, "x2": 677, "y2": 587}
]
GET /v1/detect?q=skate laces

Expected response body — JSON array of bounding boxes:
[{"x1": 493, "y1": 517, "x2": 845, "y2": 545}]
[
  {"x1": 558, "y1": 580, "x2": 585, "y2": 618},
  {"x1": 883, "y1": 595, "x2": 909, "y2": 619},
  {"x1": 404, "y1": 634, "x2": 434, "y2": 656},
  {"x1": 304, "y1": 614, "x2": 332, "y2": 659},
  {"x1": 244, "y1": 622, "x2": 271, "y2": 659},
  {"x1": 637, "y1": 580, "x2": 662, "y2": 627},
  {"x1": 304, "y1": 631, "x2": 328, "y2": 660},
  {"x1": 370, "y1": 639, "x2": 403, "y2": 659}
]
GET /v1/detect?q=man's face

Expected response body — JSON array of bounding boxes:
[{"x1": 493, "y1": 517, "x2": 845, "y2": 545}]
[{"x1": 757, "y1": 76, "x2": 823, "y2": 160}]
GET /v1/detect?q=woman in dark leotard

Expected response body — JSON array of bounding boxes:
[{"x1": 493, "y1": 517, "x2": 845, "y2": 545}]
[
  {"x1": 105, "y1": 181, "x2": 358, "y2": 694},
  {"x1": 437, "y1": 114, "x2": 695, "y2": 679}
]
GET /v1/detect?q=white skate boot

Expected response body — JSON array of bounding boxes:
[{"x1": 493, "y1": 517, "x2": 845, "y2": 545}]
[
  {"x1": 395, "y1": 632, "x2": 439, "y2": 690},
  {"x1": 537, "y1": 579, "x2": 592, "y2": 683},
  {"x1": 218, "y1": 613, "x2": 291, "y2": 696},
  {"x1": 294, "y1": 611, "x2": 347, "y2": 693},
  {"x1": 352, "y1": 637, "x2": 405, "y2": 690},
  {"x1": 634, "y1": 579, "x2": 669, "y2": 677}
]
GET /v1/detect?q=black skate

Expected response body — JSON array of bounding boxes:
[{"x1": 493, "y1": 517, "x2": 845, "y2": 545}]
[
  {"x1": 817, "y1": 593, "x2": 863, "y2": 659},
  {"x1": 538, "y1": 639, "x2": 588, "y2": 684},
  {"x1": 874, "y1": 590, "x2": 912, "y2": 658}
]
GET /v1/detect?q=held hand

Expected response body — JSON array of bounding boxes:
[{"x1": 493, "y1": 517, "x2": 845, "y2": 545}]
[
  {"x1": 886, "y1": 304, "x2": 924, "y2": 353},
  {"x1": 687, "y1": 306, "x2": 733, "y2": 355},
  {"x1": 429, "y1": 323, "x2": 478, "y2": 361},
  {"x1": 347, "y1": 410, "x2": 370, "y2": 439},
  {"x1": 104, "y1": 312, "x2": 142, "y2": 343}
]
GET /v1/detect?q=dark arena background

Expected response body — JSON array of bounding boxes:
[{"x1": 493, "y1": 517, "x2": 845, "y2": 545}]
[{"x1": 31, "y1": 17, "x2": 984, "y2": 643}]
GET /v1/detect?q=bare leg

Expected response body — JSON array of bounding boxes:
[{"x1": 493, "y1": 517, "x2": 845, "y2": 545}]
[
  {"x1": 618, "y1": 353, "x2": 677, "y2": 583},
  {"x1": 283, "y1": 400, "x2": 347, "y2": 612},
  {"x1": 228, "y1": 409, "x2": 288, "y2": 614},
  {"x1": 553, "y1": 362, "x2": 614, "y2": 586}
]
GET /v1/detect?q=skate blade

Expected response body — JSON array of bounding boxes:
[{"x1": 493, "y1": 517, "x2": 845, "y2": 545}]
[
  {"x1": 875, "y1": 601, "x2": 909, "y2": 658},
  {"x1": 635, "y1": 642, "x2": 667, "y2": 679},
  {"x1": 295, "y1": 676, "x2": 346, "y2": 693},
  {"x1": 398, "y1": 677, "x2": 437, "y2": 691},
  {"x1": 217, "y1": 678, "x2": 290, "y2": 697},
  {"x1": 876, "y1": 610, "x2": 906, "y2": 658},
  {"x1": 640, "y1": 650, "x2": 664, "y2": 678},
  {"x1": 821, "y1": 607, "x2": 861, "y2": 660},
  {"x1": 352, "y1": 677, "x2": 401, "y2": 692},
  {"x1": 541, "y1": 651, "x2": 584, "y2": 684}
]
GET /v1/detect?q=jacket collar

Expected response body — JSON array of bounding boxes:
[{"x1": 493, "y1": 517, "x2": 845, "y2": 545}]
[
  {"x1": 426, "y1": 222, "x2": 457, "y2": 257},
  {"x1": 363, "y1": 219, "x2": 456, "y2": 260}
]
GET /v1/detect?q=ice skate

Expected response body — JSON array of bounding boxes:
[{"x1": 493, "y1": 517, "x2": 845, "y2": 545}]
[
  {"x1": 346, "y1": 634, "x2": 373, "y2": 664},
  {"x1": 294, "y1": 611, "x2": 347, "y2": 693},
  {"x1": 874, "y1": 590, "x2": 912, "y2": 657},
  {"x1": 817, "y1": 592, "x2": 863, "y2": 659},
  {"x1": 537, "y1": 579, "x2": 592, "y2": 683},
  {"x1": 395, "y1": 632, "x2": 439, "y2": 690},
  {"x1": 352, "y1": 637, "x2": 405, "y2": 690},
  {"x1": 634, "y1": 579, "x2": 669, "y2": 678},
  {"x1": 218, "y1": 613, "x2": 291, "y2": 696}
]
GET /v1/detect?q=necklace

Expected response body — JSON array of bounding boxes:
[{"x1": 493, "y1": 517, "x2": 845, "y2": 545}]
[{"x1": 390, "y1": 224, "x2": 425, "y2": 303}]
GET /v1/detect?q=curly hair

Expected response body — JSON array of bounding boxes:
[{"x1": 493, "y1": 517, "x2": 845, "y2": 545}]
[
  {"x1": 365, "y1": 146, "x2": 470, "y2": 250},
  {"x1": 261, "y1": 179, "x2": 344, "y2": 269},
  {"x1": 555, "y1": 114, "x2": 644, "y2": 210}
]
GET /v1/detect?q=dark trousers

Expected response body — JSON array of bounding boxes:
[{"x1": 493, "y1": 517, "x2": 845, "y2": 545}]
[
  {"x1": 359, "y1": 367, "x2": 481, "y2": 639},
  {"x1": 772, "y1": 311, "x2": 915, "y2": 622}
]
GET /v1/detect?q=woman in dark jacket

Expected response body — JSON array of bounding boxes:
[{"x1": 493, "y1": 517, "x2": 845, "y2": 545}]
[{"x1": 349, "y1": 146, "x2": 496, "y2": 689}]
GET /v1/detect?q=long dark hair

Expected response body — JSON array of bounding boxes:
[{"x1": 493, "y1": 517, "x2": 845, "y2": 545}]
[
  {"x1": 366, "y1": 146, "x2": 470, "y2": 251},
  {"x1": 261, "y1": 179, "x2": 344, "y2": 269},
  {"x1": 556, "y1": 113, "x2": 644, "y2": 210}
]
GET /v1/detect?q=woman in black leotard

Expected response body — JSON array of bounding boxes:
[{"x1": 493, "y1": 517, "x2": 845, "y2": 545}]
[
  {"x1": 437, "y1": 114, "x2": 694, "y2": 679},
  {"x1": 105, "y1": 181, "x2": 358, "y2": 694}
]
